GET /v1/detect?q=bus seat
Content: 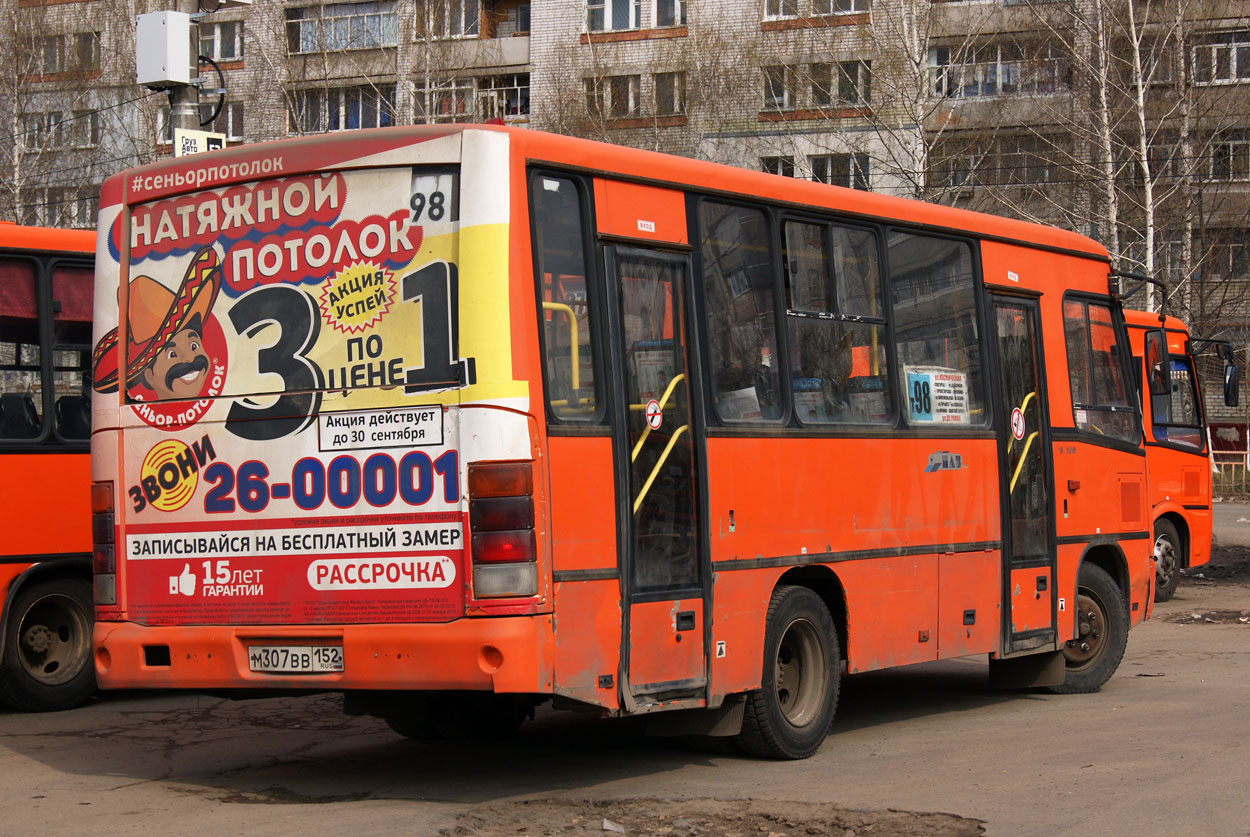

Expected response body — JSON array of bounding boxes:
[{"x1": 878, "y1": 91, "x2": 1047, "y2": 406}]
[
  {"x1": 0, "y1": 393, "x2": 40, "y2": 439},
  {"x1": 56, "y1": 394, "x2": 91, "y2": 440}
]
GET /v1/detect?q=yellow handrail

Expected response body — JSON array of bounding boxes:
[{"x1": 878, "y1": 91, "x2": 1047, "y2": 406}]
[
  {"x1": 630, "y1": 373, "x2": 686, "y2": 462},
  {"x1": 542, "y1": 302, "x2": 579, "y2": 395},
  {"x1": 633, "y1": 424, "x2": 689, "y2": 514},
  {"x1": 1009, "y1": 431, "x2": 1038, "y2": 494}
]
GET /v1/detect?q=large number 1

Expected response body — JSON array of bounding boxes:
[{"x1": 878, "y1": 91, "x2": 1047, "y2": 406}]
[
  {"x1": 226, "y1": 285, "x2": 324, "y2": 440},
  {"x1": 402, "y1": 260, "x2": 475, "y2": 392}
]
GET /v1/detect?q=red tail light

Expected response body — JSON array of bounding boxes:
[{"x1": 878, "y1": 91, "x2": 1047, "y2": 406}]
[
  {"x1": 91, "y1": 481, "x2": 117, "y2": 605},
  {"x1": 468, "y1": 462, "x2": 537, "y2": 597}
]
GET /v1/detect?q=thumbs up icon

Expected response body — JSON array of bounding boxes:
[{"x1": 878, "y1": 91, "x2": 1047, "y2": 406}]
[{"x1": 169, "y1": 564, "x2": 196, "y2": 597}]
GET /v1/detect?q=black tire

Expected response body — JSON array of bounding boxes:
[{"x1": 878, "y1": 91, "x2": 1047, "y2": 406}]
[
  {"x1": 736, "y1": 585, "x2": 839, "y2": 760},
  {"x1": 1048, "y1": 564, "x2": 1128, "y2": 695},
  {"x1": 1153, "y1": 519, "x2": 1182, "y2": 603},
  {"x1": 0, "y1": 578, "x2": 96, "y2": 711}
]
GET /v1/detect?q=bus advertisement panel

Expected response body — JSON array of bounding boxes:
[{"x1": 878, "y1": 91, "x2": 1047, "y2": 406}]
[{"x1": 92, "y1": 126, "x2": 1153, "y2": 759}]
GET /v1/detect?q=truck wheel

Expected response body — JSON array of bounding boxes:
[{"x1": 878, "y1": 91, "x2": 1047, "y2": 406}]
[
  {"x1": 1153, "y1": 519, "x2": 1182, "y2": 602},
  {"x1": 1048, "y1": 565, "x2": 1128, "y2": 695},
  {"x1": 736, "y1": 585, "x2": 838, "y2": 760},
  {"x1": 0, "y1": 579, "x2": 96, "y2": 711}
]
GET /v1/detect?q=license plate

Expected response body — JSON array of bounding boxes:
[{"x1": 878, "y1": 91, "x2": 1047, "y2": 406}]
[{"x1": 247, "y1": 644, "x2": 344, "y2": 674}]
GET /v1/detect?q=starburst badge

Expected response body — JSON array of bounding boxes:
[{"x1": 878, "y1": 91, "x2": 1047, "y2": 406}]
[{"x1": 319, "y1": 262, "x2": 396, "y2": 333}]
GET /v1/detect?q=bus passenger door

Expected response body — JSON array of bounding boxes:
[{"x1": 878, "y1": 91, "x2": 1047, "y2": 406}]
[
  {"x1": 605, "y1": 245, "x2": 707, "y2": 705},
  {"x1": 993, "y1": 296, "x2": 1057, "y2": 652}
]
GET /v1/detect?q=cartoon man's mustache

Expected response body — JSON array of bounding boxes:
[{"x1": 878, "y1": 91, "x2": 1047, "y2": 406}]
[{"x1": 165, "y1": 354, "x2": 209, "y2": 389}]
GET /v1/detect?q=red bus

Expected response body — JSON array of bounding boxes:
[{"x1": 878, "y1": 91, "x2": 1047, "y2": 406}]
[
  {"x1": 90, "y1": 126, "x2": 1152, "y2": 758},
  {"x1": 0, "y1": 221, "x2": 96, "y2": 710},
  {"x1": 1124, "y1": 309, "x2": 1237, "y2": 601}
]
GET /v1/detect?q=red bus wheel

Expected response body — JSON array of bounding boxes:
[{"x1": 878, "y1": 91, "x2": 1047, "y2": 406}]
[
  {"x1": 0, "y1": 579, "x2": 96, "y2": 711},
  {"x1": 736, "y1": 585, "x2": 838, "y2": 760}
]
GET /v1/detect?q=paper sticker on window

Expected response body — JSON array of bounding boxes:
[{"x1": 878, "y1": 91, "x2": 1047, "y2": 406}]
[{"x1": 906, "y1": 366, "x2": 970, "y2": 424}]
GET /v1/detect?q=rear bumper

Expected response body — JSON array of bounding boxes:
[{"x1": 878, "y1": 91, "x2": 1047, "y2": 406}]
[{"x1": 94, "y1": 616, "x2": 554, "y2": 693}]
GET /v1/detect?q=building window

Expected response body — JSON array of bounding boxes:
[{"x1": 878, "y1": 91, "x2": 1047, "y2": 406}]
[
  {"x1": 416, "y1": 78, "x2": 475, "y2": 123},
  {"x1": 478, "y1": 74, "x2": 530, "y2": 121},
  {"x1": 765, "y1": 0, "x2": 799, "y2": 18},
  {"x1": 810, "y1": 154, "x2": 870, "y2": 190},
  {"x1": 199, "y1": 101, "x2": 245, "y2": 141},
  {"x1": 421, "y1": 0, "x2": 481, "y2": 38},
  {"x1": 201, "y1": 20, "x2": 244, "y2": 61},
  {"x1": 763, "y1": 65, "x2": 796, "y2": 110},
  {"x1": 287, "y1": 2, "x2": 398, "y2": 53},
  {"x1": 929, "y1": 43, "x2": 1066, "y2": 98},
  {"x1": 1193, "y1": 31, "x2": 1250, "y2": 85},
  {"x1": 588, "y1": 0, "x2": 640, "y2": 31},
  {"x1": 70, "y1": 111, "x2": 100, "y2": 148},
  {"x1": 813, "y1": 61, "x2": 871, "y2": 107},
  {"x1": 761, "y1": 156, "x2": 795, "y2": 177},
  {"x1": 656, "y1": 0, "x2": 687, "y2": 26},
  {"x1": 655, "y1": 71, "x2": 686, "y2": 115},
  {"x1": 585, "y1": 75, "x2": 640, "y2": 118},
  {"x1": 25, "y1": 112, "x2": 63, "y2": 149},
  {"x1": 289, "y1": 84, "x2": 396, "y2": 133},
  {"x1": 815, "y1": 0, "x2": 869, "y2": 11},
  {"x1": 38, "y1": 32, "x2": 98, "y2": 75},
  {"x1": 997, "y1": 134, "x2": 1057, "y2": 185},
  {"x1": 1210, "y1": 131, "x2": 1250, "y2": 182}
]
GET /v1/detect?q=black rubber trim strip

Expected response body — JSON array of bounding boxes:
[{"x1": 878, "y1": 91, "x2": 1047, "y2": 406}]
[
  {"x1": 1056, "y1": 531, "x2": 1150, "y2": 545},
  {"x1": 552, "y1": 568, "x2": 619, "y2": 582},
  {"x1": 712, "y1": 540, "x2": 1001, "y2": 572}
]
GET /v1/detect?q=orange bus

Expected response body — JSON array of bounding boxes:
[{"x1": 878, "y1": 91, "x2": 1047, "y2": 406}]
[
  {"x1": 0, "y1": 221, "x2": 97, "y2": 711},
  {"x1": 90, "y1": 125, "x2": 1152, "y2": 758},
  {"x1": 1124, "y1": 309, "x2": 1237, "y2": 601}
]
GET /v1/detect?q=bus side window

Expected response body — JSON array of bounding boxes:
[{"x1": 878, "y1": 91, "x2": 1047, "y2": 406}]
[
  {"x1": 532, "y1": 175, "x2": 599, "y2": 422},
  {"x1": 782, "y1": 219, "x2": 890, "y2": 425},
  {"x1": 52, "y1": 263, "x2": 93, "y2": 442},
  {"x1": 698, "y1": 201, "x2": 782, "y2": 423},
  {"x1": 886, "y1": 232, "x2": 985, "y2": 426},
  {"x1": 1063, "y1": 298, "x2": 1139, "y2": 443},
  {"x1": 0, "y1": 258, "x2": 44, "y2": 440}
]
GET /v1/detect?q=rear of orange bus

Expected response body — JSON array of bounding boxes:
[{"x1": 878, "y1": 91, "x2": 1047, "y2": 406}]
[{"x1": 1124, "y1": 310, "x2": 1237, "y2": 601}]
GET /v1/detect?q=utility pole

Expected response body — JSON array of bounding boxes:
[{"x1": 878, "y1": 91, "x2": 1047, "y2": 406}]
[{"x1": 168, "y1": 0, "x2": 201, "y2": 133}]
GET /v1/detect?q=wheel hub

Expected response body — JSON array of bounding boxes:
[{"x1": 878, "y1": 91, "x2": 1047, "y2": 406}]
[
  {"x1": 1063, "y1": 592, "x2": 1105, "y2": 667},
  {"x1": 1154, "y1": 534, "x2": 1177, "y2": 583},
  {"x1": 22, "y1": 624, "x2": 53, "y2": 655}
]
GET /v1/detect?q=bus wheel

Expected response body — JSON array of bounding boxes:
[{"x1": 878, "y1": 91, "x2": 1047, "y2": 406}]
[
  {"x1": 0, "y1": 579, "x2": 95, "y2": 711},
  {"x1": 1153, "y1": 519, "x2": 1182, "y2": 603},
  {"x1": 1050, "y1": 565, "x2": 1128, "y2": 695},
  {"x1": 736, "y1": 585, "x2": 838, "y2": 760}
]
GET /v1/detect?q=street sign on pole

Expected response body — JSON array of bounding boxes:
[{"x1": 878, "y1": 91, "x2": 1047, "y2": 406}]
[{"x1": 173, "y1": 128, "x2": 226, "y2": 157}]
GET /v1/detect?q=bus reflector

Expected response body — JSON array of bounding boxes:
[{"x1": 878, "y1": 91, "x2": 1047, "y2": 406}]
[
  {"x1": 471, "y1": 530, "x2": 537, "y2": 563},
  {"x1": 91, "y1": 481, "x2": 114, "y2": 514},
  {"x1": 468, "y1": 461, "x2": 532, "y2": 498},
  {"x1": 93, "y1": 545, "x2": 115, "y2": 574}
]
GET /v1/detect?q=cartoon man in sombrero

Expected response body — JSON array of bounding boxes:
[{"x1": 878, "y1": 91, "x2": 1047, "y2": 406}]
[{"x1": 92, "y1": 247, "x2": 223, "y2": 402}]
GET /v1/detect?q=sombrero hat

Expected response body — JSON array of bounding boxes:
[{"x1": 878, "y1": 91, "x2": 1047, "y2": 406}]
[{"x1": 91, "y1": 247, "x2": 222, "y2": 393}]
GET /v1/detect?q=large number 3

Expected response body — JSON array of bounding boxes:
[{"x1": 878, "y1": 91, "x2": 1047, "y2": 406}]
[{"x1": 226, "y1": 285, "x2": 324, "y2": 441}]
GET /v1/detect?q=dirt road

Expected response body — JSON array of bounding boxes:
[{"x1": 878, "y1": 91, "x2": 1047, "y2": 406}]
[{"x1": 1, "y1": 555, "x2": 1247, "y2": 837}]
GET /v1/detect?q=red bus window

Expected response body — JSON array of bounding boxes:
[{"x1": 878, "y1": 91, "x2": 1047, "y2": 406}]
[{"x1": 0, "y1": 258, "x2": 44, "y2": 439}]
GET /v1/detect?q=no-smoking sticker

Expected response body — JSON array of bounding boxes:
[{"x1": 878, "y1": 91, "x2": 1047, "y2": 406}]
[
  {"x1": 1010, "y1": 407, "x2": 1026, "y2": 440},
  {"x1": 645, "y1": 399, "x2": 663, "y2": 430}
]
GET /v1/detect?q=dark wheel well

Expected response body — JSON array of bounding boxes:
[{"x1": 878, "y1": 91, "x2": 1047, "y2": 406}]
[
  {"x1": 0, "y1": 558, "x2": 92, "y2": 664},
  {"x1": 776, "y1": 566, "x2": 846, "y2": 662},
  {"x1": 1077, "y1": 544, "x2": 1129, "y2": 604}
]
